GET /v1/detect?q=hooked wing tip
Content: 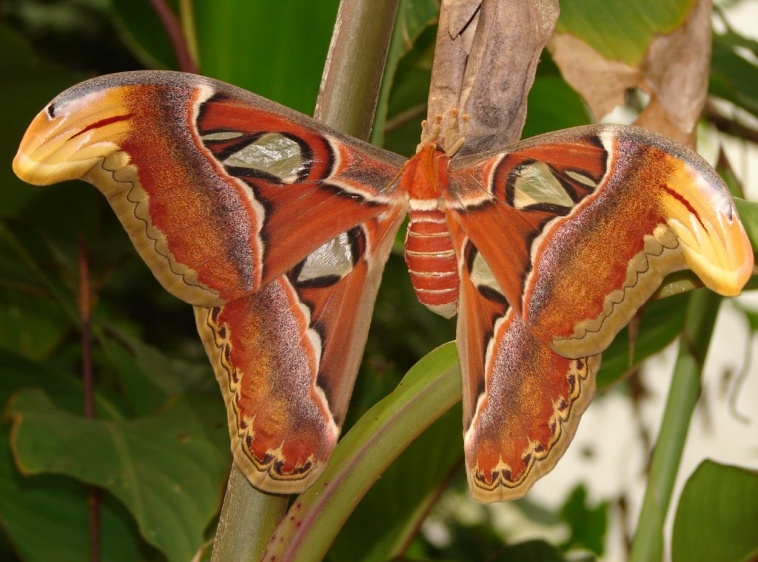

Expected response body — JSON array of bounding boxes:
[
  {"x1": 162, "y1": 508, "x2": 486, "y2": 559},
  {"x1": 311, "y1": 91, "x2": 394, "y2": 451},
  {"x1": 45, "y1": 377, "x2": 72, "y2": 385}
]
[
  {"x1": 13, "y1": 109, "x2": 61, "y2": 186},
  {"x1": 14, "y1": 87, "x2": 134, "y2": 187},
  {"x1": 664, "y1": 169, "x2": 754, "y2": 297}
]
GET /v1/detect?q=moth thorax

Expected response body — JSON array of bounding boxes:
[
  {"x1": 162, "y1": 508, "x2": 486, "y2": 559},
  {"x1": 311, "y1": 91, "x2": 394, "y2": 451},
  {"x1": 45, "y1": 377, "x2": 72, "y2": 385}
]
[{"x1": 404, "y1": 208, "x2": 458, "y2": 319}]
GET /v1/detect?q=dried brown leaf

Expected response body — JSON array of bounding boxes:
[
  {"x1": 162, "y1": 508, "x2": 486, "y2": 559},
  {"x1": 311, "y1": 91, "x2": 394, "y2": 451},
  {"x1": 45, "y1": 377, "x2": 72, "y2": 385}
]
[
  {"x1": 428, "y1": 0, "x2": 559, "y2": 154},
  {"x1": 445, "y1": 0, "x2": 481, "y2": 48},
  {"x1": 548, "y1": 33, "x2": 641, "y2": 122},
  {"x1": 636, "y1": 0, "x2": 711, "y2": 146},
  {"x1": 549, "y1": 0, "x2": 712, "y2": 147}
]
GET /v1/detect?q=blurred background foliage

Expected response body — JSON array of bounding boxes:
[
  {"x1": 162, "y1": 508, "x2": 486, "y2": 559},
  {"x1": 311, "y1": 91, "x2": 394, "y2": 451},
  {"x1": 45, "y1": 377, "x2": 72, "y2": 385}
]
[{"x1": 0, "y1": 1, "x2": 756, "y2": 561}]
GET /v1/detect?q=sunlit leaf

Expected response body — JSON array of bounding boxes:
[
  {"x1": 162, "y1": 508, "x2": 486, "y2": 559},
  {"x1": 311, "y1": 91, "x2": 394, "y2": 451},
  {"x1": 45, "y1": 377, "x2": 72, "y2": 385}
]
[
  {"x1": 555, "y1": 0, "x2": 695, "y2": 65},
  {"x1": 193, "y1": 0, "x2": 340, "y2": 112},
  {"x1": 672, "y1": 460, "x2": 758, "y2": 562},
  {"x1": 559, "y1": 485, "x2": 608, "y2": 556}
]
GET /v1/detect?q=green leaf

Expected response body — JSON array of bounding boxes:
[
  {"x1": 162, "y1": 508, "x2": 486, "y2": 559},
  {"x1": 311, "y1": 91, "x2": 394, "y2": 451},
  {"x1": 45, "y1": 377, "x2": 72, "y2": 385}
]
[
  {"x1": 523, "y1": 73, "x2": 590, "y2": 139},
  {"x1": 672, "y1": 460, "x2": 758, "y2": 562},
  {"x1": 114, "y1": 1, "x2": 341, "y2": 110},
  {"x1": 264, "y1": 343, "x2": 461, "y2": 562},
  {"x1": 7, "y1": 389, "x2": 229, "y2": 562},
  {"x1": 0, "y1": 220, "x2": 81, "y2": 360},
  {"x1": 372, "y1": 0, "x2": 438, "y2": 146},
  {"x1": 0, "y1": 286, "x2": 70, "y2": 360},
  {"x1": 559, "y1": 485, "x2": 608, "y2": 557},
  {"x1": 733, "y1": 198, "x2": 758, "y2": 289},
  {"x1": 111, "y1": 0, "x2": 179, "y2": 69},
  {"x1": 0, "y1": 350, "x2": 123, "y2": 420},
  {"x1": 0, "y1": 431, "x2": 147, "y2": 562},
  {"x1": 383, "y1": 26, "x2": 436, "y2": 156},
  {"x1": 0, "y1": 219, "x2": 80, "y2": 328},
  {"x1": 0, "y1": 352, "x2": 147, "y2": 560},
  {"x1": 494, "y1": 540, "x2": 567, "y2": 562},
  {"x1": 629, "y1": 290, "x2": 722, "y2": 562},
  {"x1": 328, "y1": 403, "x2": 463, "y2": 562},
  {"x1": 555, "y1": 0, "x2": 695, "y2": 65},
  {"x1": 735, "y1": 198, "x2": 758, "y2": 252},
  {"x1": 710, "y1": 33, "x2": 758, "y2": 119},
  {"x1": 99, "y1": 326, "x2": 215, "y2": 415},
  {"x1": 193, "y1": 0, "x2": 340, "y2": 112}
]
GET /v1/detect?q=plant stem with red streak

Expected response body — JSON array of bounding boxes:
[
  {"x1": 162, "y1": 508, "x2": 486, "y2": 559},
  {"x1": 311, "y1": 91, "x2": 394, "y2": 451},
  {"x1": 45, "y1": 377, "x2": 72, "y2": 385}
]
[
  {"x1": 79, "y1": 237, "x2": 101, "y2": 562},
  {"x1": 148, "y1": 0, "x2": 199, "y2": 73}
]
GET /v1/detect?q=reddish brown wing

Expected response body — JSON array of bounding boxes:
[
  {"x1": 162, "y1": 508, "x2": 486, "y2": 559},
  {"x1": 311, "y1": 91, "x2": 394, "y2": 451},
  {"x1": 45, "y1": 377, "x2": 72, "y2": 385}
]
[
  {"x1": 448, "y1": 219, "x2": 599, "y2": 502},
  {"x1": 446, "y1": 124, "x2": 753, "y2": 359},
  {"x1": 14, "y1": 70, "x2": 409, "y2": 494},
  {"x1": 195, "y1": 212, "x2": 403, "y2": 492},
  {"x1": 14, "y1": 71, "x2": 406, "y2": 307},
  {"x1": 444, "y1": 124, "x2": 752, "y2": 501}
]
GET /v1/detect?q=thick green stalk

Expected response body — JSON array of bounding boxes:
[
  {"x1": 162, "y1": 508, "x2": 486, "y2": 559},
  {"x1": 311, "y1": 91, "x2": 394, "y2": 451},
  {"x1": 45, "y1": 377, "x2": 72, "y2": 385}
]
[
  {"x1": 210, "y1": 1, "x2": 398, "y2": 560},
  {"x1": 313, "y1": 0, "x2": 399, "y2": 138},
  {"x1": 629, "y1": 289, "x2": 722, "y2": 562},
  {"x1": 210, "y1": 466, "x2": 287, "y2": 561}
]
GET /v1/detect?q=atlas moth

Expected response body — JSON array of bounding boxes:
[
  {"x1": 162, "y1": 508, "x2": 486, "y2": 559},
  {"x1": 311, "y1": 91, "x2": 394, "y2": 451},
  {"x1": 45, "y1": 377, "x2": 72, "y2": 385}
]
[{"x1": 14, "y1": 71, "x2": 753, "y2": 502}]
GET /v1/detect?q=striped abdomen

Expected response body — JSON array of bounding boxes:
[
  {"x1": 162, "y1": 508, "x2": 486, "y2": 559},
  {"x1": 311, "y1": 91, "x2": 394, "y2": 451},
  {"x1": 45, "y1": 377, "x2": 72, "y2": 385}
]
[{"x1": 404, "y1": 208, "x2": 459, "y2": 318}]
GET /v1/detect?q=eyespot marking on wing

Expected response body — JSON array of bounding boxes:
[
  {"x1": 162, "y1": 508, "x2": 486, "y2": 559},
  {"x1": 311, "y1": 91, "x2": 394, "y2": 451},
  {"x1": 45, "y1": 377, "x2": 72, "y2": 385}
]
[
  {"x1": 510, "y1": 161, "x2": 575, "y2": 210},
  {"x1": 293, "y1": 229, "x2": 363, "y2": 287},
  {"x1": 201, "y1": 131, "x2": 244, "y2": 141},
  {"x1": 565, "y1": 170, "x2": 599, "y2": 189},
  {"x1": 205, "y1": 132, "x2": 309, "y2": 184},
  {"x1": 468, "y1": 245, "x2": 507, "y2": 305}
]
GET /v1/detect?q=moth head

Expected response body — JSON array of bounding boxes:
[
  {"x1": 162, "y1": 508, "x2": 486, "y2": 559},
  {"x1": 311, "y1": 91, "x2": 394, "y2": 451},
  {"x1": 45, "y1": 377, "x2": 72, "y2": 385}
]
[
  {"x1": 13, "y1": 85, "x2": 133, "y2": 186},
  {"x1": 662, "y1": 162, "x2": 754, "y2": 296}
]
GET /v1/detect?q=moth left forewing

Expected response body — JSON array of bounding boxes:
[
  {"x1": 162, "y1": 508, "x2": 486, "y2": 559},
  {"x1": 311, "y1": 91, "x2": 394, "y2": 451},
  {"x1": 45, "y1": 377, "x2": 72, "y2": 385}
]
[
  {"x1": 447, "y1": 124, "x2": 753, "y2": 360},
  {"x1": 14, "y1": 71, "x2": 407, "y2": 309},
  {"x1": 449, "y1": 220, "x2": 600, "y2": 502},
  {"x1": 195, "y1": 209, "x2": 404, "y2": 494}
]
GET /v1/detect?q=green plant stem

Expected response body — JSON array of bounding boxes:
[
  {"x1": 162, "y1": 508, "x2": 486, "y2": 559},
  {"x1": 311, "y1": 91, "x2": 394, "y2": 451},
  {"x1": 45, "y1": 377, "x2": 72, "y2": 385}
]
[
  {"x1": 210, "y1": 1, "x2": 399, "y2": 560},
  {"x1": 314, "y1": 0, "x2": 399, "y2": 138},
  {"x1": 210, "y1": 466, "x2": 287, "y2": 561},
  {"x1": 78, "y1": 238, "x2": 101, "y2": 562},
  {"x1": 148, "y1": 0, "x2": 198, "y2": 73},
  {"x1": 629, "y1": 289, "x2": 722, "y2": 562}
]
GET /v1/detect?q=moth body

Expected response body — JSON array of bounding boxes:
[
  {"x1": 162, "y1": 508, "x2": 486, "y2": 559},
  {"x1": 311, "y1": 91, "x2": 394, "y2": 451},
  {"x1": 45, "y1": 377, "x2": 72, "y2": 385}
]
[{"x1": 403, "y1": 144, "x2": 459, "y2": 318}]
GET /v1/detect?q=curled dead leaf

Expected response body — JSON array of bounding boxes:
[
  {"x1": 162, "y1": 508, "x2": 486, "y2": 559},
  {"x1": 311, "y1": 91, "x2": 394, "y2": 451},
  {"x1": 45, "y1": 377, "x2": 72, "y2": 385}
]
[
  {"x1": 549, "y1": 0, "x2": 712, "y2": 147},
  {"x1": 428, "y1": 0, "x2": 560, "y2": 154}
]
